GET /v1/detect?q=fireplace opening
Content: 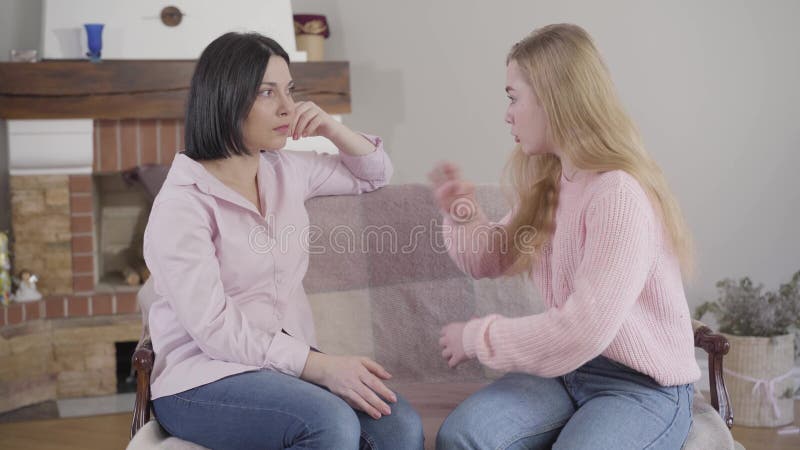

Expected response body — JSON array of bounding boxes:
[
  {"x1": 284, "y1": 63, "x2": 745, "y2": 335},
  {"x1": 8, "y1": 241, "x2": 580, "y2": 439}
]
[
  {"x1": 93, "y1": 173, "x2": 151, "y2": 292},
  {"x1": 116, "y1": 340, "x2": 139, "y2": 393}
]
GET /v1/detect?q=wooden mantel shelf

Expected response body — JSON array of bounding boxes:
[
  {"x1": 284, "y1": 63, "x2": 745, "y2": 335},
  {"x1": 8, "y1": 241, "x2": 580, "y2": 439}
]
[{"x1": 0, "y1": 60, "x2": 350, "y2": 119}]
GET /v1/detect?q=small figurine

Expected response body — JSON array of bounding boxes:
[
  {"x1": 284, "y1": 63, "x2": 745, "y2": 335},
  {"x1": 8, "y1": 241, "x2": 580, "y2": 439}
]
[{"x1": 14, "y1": 269, "x2": 42, "y2": 303}]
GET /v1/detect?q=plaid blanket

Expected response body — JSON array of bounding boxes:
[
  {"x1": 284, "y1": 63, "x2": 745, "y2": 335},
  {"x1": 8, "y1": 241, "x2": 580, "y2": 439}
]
[{"x1": 303, "y1": 184, "x2": 540, "y2": 382}]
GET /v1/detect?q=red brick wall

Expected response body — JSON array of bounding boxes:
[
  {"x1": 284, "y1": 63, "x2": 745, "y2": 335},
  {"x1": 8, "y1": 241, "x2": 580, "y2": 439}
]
[
  {"x1": 4, "y1": 292, "x2": 139, "y2": 326},
  {"x1": 94, "y1": 119, "x2": 184, "y2": 173}
]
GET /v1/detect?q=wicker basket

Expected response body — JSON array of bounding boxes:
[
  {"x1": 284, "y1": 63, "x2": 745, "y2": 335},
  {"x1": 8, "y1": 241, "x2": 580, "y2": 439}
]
[{"x1": 724, "y1": 333, "x2": 795, "y2": 427}]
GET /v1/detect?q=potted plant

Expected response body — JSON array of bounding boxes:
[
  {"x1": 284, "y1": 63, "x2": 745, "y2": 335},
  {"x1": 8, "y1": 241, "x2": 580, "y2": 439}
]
[{"x1": 695, "y1": 270, "x2": 800, "y2": 427}]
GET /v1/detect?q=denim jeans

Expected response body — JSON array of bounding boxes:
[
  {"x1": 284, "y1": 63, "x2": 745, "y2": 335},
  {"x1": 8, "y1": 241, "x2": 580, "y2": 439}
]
[
  {"x1": 436, "y1": 356, "x2": 693, "y2": 450},
  {"x1": 153, "y1": 370, "x2": 424, "y2": 450}
]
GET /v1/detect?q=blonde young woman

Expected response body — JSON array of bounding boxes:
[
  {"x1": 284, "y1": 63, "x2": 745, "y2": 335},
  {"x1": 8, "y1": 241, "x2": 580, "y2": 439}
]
[{"x1": 430, "y1": 24, "x2": 700, "y2": 449}]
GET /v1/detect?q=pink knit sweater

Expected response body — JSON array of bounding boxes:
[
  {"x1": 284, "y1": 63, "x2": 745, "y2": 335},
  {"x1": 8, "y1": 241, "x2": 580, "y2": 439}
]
[{"x1": 445, "y1": 170, "x2": 700, "y2": 387}]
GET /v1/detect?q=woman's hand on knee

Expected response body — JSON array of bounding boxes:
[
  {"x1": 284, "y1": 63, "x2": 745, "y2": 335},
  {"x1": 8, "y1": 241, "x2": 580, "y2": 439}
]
[{"x1": 301, "y1": 352, "x2": 397, "y2": 420}]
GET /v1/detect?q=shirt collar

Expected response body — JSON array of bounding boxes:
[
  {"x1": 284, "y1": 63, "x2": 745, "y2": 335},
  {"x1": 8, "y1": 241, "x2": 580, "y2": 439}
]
[{"x1": 165, "y1": 152, "x2": 272, "y2": 218}]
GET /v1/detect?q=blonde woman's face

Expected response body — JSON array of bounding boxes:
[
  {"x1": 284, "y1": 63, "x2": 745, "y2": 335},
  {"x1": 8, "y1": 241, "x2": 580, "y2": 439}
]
[{"x1": 505, "y1": 60, "x2": 550, "y2": 155}]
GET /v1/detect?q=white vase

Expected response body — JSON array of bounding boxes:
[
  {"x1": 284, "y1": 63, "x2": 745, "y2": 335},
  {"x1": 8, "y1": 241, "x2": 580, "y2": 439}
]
[{"x1": 724, "y1": 333, "x2": 795, "y2": 427}]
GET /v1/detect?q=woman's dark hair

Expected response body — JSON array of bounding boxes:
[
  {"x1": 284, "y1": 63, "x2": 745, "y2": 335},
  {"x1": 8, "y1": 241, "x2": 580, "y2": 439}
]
[{"x1": 184, "y1": 32, "x2": 290, "y2": 160}]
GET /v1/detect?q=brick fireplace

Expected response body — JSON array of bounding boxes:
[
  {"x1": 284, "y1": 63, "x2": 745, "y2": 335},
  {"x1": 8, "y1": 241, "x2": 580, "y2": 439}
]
[
  {"x1": 0, "y1": 119, "x2": 185, "y2": 414},
  {"x1": 6, "y1": 118, "x2": 185, "y2": 326}
]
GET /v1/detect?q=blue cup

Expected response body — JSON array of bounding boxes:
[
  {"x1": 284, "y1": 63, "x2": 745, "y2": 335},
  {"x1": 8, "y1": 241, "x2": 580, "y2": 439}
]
[{"x1": 84, "y1": 23, "x2": 104, "y2": 62}]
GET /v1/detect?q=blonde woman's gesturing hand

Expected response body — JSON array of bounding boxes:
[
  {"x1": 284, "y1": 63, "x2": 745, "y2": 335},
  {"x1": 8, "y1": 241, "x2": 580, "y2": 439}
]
[
  {"x1": 428, "y1": 162, "x2": 478, "y2": 223},
  {"x1": 439, "y1": 322, "x2": 468, "y2": 368}
]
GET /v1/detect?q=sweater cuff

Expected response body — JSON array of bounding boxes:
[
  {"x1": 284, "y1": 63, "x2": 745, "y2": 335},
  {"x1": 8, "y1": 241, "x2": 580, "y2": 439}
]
[
  {"x1": 265, "y1": 331, "x2": 311, "y2": 377},
  {"x1": 462, "y1": 317, "x2": 491, "y2": 359}
]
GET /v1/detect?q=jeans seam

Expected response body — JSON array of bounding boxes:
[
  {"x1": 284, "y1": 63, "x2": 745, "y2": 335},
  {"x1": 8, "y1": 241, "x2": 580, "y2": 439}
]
[
  {"x1": 360, "y1": 429, "x2": 377, "y2": 450},
  {"x1": 168, "y1": 393, "x2": 312, "y2": 439},
  {"x1": 173, "y1": 392, "x2": 304, "y2": 415},
  {"x1": 495, "y1": 419, "x2": 569, "y2": 450},
  {"x1": 642, "y1": 386, "x2": 689, "y2": 449}
]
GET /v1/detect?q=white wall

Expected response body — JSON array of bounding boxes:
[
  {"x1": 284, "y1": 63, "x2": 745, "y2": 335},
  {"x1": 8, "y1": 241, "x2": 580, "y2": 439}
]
[
  {"x1": 0, "y1": 0, "x2": 41, "y2": 61},
  {"x1": 41, "y1": 0, "x2": 299, "y2": 59},
  {"x1": 293, "y1": 0, "x2": 800, "y2": 306}
]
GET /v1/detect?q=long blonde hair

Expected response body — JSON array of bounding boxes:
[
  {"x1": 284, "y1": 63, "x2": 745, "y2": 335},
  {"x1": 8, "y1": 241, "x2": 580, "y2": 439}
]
[{"x1": 505, "y1": 24, "x2": 694, "y2": 275}]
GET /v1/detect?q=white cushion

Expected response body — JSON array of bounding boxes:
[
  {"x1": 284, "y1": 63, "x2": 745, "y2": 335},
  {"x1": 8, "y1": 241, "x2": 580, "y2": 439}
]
[{"x1": 126, "y1": 420, "x2": 208, "y2": 450}]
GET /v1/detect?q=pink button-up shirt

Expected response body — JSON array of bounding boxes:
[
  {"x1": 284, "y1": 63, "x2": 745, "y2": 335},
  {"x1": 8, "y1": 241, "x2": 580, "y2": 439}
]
[{"x1": 143, "y1": 136, "x2": 392, "y2": 399}]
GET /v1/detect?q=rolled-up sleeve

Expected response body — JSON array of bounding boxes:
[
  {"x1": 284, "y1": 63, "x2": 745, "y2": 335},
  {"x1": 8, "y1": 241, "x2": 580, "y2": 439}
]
[
  {"x1": 286, "y1": 134, "x2": 393, "y2": 200},
  {"x1": 143, "y1": 194, "x2": 310, "y2": 377}
]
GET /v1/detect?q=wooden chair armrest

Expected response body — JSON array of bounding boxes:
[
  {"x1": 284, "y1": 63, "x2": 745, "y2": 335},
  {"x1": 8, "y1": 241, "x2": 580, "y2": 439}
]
[
  {"x1": 130, "y1": 337, "x2": 154, "y2": 439},
  {"x1": 693, "y1": 320, "x2": 734, "y2": 429}
]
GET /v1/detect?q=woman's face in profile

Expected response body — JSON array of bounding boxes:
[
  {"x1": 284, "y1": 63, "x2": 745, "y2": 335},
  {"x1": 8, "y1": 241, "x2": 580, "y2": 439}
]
[
  {"x1": 242, "y1": 56, "x2": 296, "y2": 151},
  {"x1": 504, "y1": 60, "x2": 551, "y2": 156}
]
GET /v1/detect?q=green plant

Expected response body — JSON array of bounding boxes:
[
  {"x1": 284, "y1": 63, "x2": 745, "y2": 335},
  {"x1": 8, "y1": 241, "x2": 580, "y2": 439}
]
[{"x1": 695, "y1": 270, "x2": 800, "y2": 337}]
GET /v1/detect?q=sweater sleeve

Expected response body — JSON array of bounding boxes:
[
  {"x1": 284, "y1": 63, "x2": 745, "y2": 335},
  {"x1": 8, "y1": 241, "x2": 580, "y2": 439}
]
[
  {"x1": 442, "y1": 209, "x2": 519, "y2": 279},
  {"x1": 461, "y1": 182, "x2": 657, "y2": 376}
]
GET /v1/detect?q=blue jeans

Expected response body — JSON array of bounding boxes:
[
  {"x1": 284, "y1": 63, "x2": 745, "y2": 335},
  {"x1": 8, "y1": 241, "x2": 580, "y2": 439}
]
[
  {"x1": 437, "y1": 356, "x2": 693, "y2": 450},
  {"x1": 153, "y1": 370, "x2": 424, "y2": 450}
]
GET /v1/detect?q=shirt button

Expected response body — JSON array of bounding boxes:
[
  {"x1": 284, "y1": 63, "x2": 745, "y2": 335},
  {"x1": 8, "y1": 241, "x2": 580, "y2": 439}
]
[
  {"x1": 276, "y1": 312, "x2": 283, "y2": 320},
  {"x1": 276, "y1": 277, "x2": 282, "y2": 284}
]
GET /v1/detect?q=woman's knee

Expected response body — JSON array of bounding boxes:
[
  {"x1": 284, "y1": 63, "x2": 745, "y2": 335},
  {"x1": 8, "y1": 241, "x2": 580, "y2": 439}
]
[
  {"x1": 391, "y1": 397, "x2": 424, "y2": 445},
  {"x1": 306, "y1": 395, "x2": 361, "y2": 447},
  {"x1": 436, "y1": 407, "x2": 478, "y2": 450},
  {"x1": 435, "y1": 374, "x2": 573, "y2": 450},
  {"x1": 359, "y1": 395, "x2": 424, "y2": 450}
]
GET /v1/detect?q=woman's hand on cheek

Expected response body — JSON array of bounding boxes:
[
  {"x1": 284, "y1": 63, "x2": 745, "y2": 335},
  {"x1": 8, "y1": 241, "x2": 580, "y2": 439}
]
[
  {"x1": 289, "y1": 101, "x2": 344, "y2": 141},
  {"x1": 439, "y1": 321, "x2": 468, "y2": 368}
]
